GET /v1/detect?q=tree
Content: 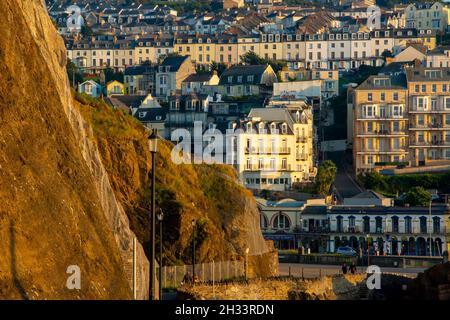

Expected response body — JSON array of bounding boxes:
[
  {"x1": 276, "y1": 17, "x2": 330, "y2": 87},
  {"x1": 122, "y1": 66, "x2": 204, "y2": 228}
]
[
  {"x1": 210, "y1": 62, "x2": 227, "y2": 76},
  {"x1": 103, "y1": 68, "x2": 124, "y2": 83},
  {"x1": 404, "y1": 187, "x2": 432, "y2": 207},
  {"x1": 240, "y1": 51, "x2": 287, "y2": 74},
  {"x1": 316, "y1": 160, "x2": 337, "y2": 197},
  {"x1": 66, "y1": 59, "x2": 84, "y2": 88}
]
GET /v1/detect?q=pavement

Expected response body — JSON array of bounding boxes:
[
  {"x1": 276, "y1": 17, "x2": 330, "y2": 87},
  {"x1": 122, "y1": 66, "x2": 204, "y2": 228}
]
[{"x1": 279, "y1": 263, "x2": 426, "y2": 279}]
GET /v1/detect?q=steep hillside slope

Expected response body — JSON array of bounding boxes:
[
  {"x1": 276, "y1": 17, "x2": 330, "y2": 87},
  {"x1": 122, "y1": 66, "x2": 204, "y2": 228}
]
[
  {"x1": 0, "y1": 0, "x2": 134, "y2": 299},
  {"x1": 75, "y1": 95, "x2": 269, "y2": 266}
]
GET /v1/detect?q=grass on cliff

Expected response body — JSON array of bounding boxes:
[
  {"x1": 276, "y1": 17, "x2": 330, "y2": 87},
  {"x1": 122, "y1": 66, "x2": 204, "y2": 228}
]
[{"x1": 73, "y1": 92, "x2": 258, "y2": 266}]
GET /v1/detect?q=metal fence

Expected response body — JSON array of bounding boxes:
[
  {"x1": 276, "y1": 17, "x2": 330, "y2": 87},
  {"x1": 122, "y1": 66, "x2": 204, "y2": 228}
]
[{"x1": 160, "y1": 260, "x2": 245, "y2": 289}]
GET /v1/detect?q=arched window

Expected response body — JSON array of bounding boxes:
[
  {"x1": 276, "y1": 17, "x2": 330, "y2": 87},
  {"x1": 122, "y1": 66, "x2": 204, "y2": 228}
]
[
  {"x1": 363, "y1": 216, "x2": 370, "y2": 233},
  {"x1": 405, "y1": 216, "x2": 412, "y2": 233},
  {"x1": 270, "y1": 123, "x2": 277, "y2": 134},
  {"x1": 273, "y1": 213, "x2": 290, "y2": 230},
  {"x1": 336, "y1": 216, "x2": 343, "y2": 232},
  {"x1": 258, "y1": 122, "x2": 265, "y2": 133},
  {"x1": 246, "y1": 122, "x2": 252, "y2": 133},
  {"x1": 391, "y1": 216, "x2": 399, "y2": 233},
  {"x1": 433, "y1": 217, "x2": 441, "y2": 233},
  {"x1": 419, "y1": 216, "x2": 427, "y2": 233},
  {"x1": 348, "y1": 216, "x2": 355, "y2": 228},
  {"x1": 281, "y1": 123, "x2": 288, "y2": 134},
  {"x1": 375, "y1": 216, "x2": 383, "y2": 233},
  {"x1": 260, "y1": 214, "x2": 268, "y2": 230}
]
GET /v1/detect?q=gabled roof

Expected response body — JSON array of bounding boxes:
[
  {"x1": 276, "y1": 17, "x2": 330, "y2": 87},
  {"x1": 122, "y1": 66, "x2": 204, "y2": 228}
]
[
  {"x1": 160, "y1": 55, "x2": 190, "y2": 71},
  {"x1": 182, "y1": 73, "x2": 215, "y2": 83},
  {"x1": 219, "y1": 65, "x2": 270, "y2": 85}
]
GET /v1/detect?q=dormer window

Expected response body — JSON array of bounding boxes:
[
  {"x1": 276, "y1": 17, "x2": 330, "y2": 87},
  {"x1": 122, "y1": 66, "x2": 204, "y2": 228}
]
[
  {"x1": 246, "y1": 122, "x2": 252, "y2": 132},
  {"x1": 258, "y1": 122, "x2": 265, "y2": 133},
  {"x1": 281, "y1": 123, "x2": 287, "y2": 134},
  {"x1": 270, "y1": 123, "x2": 277, "y2": 134},
  {"x1": 228, "y1": 76, "x2": 233, "y2": 83},
  {"x1": 247, "y1": 75, "x2": 254, "y2": 82}
]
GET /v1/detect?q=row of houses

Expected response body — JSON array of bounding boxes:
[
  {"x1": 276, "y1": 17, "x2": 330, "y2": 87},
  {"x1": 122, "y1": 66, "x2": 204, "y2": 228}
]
[
  {"x1": 258, "y1": 190, "x2": 449, "y2": 256},
  {"x1": 67, "y1": 27, "x2": 437, "y2": 72}
]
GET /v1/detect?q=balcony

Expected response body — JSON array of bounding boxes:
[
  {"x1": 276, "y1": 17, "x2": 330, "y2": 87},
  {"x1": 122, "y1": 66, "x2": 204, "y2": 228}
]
[
  {"x1": 296, "y1": 153, "x2": 308, "y2": 161},
  {"x1": 410, "y1": 107, "x2": 450, "y2": 113},
  {"x1": 357, "y1": 129, "x2": 408, "y2": 137},
  {"x1": 244, "y1": 164, "x2": 292, "y2": 172},
  {"x1": 296, "y1": 136, "x2": 308, "y2": 143},
  {"x1": 244, "y1": 147, "x2": 291, "y2": 155},
  {"x1": 356, "y1": 112, "x2": 406, "y2": 121},
  {"x1": 410, "y1": 140, "x2": 450, "y2": 147},
  {"x1": 357, "y1": 148, "x2": 407, "y2": 154},
  {"x1": 409, "y1": 123, "x2": 450, "y2": 130}
]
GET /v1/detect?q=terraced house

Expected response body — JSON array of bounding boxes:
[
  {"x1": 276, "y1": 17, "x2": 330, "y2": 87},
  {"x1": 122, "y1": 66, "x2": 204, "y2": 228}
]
[
  {"x1": 352, "y1": 67, "x2": 450, "y2": 173},
  {"x1": 66, "y1": 28, "x2": 437, "y2": 72},
  {"x1": 229, "y1": 105, "x2": 315, "y2": 191}
]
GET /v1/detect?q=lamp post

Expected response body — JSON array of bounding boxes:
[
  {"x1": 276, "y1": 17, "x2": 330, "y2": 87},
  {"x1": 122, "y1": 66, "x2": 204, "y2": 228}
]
[
  {"x1": 148, "y1": 129, "x2": 158, "y2": 300},
  {"x1": 191, "y1": 219, "x2": 196, "y2": 283},
  {"x1": 244, "y1": 247, "x2": 250, "y2": 281},
  {"x1": 366, "y1": 234, "x2": 370, "y2": 267},
  {"x1": 157, "y1": 209, "x2": 164, "y2": 300},
  {"x1": 429, "y1": 201, "x2": 433, "y2": 257}
]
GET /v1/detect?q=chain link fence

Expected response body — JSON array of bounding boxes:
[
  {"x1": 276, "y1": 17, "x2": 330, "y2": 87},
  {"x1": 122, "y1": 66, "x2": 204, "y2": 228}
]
[{"x1": 160, "y1": 260, "x2": 245, "y2": 289}]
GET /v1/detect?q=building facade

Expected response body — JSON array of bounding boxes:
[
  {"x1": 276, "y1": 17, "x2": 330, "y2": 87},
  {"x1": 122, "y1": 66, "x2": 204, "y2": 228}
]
[{"x1": 230, "y1": 105, "x2": 315, "y2": 191}]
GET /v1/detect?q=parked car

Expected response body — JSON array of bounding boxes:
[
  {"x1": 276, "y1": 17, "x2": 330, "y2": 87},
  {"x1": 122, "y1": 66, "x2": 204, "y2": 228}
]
[{"x1": 336, "y1": 246, "x2": 357, "y2": 256}]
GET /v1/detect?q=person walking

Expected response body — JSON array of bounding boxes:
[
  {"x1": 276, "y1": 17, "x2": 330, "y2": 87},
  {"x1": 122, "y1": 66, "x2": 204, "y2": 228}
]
[
  {"x1": 350, "y1": 262, "x2": 356, "y2": 274},
  {"x1": 342, "y1": 263, "x2": 348, "y2": 275}
]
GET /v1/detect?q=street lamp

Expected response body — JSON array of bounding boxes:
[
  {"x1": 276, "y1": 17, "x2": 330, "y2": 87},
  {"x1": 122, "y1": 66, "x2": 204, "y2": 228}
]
[
  {"x1": 148, "y1": 129, "x2": 158, "y2": 300},
  {"x1": 192, "y1": 219, "x2": 196, "y2": 283},
  {"x1": 157, "y1": 209, "x2": 164, "y2": 300},
  {"x1": 366, "y1": 234, "x2": 370, "y2": 267},
  {"x1": 429, "y1": 201, "x2": 433, "y2": 257},
  {"x1": 244, "y1": 247, "x2": 250, "y2": 281}
]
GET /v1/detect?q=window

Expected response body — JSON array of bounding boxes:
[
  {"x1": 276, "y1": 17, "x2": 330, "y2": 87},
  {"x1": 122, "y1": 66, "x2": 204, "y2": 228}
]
[
  {"x1": 368, "y1": 93, "x2": 372, "y2": 101},
  {"x1": 417, "y1": 97, "x2": 428, "y2": 110},
  {"x1": 392, "y1": 216, "x2": 399, "y2": 233},
  {"x1": 405, "y1": 217, "x2": 412, "y2": 233},
  {"x1": 420, "y1": 216, "x2": 427, "y2": 233},
  {"x1": 367, "y1": 155, "x2": 373, "y2": 164},
  {"x1": 393, "y1": 121, "x2": 399, "y2": 132},
  {"x1": 363, "y1": 216, "x2": 370, "y2": 233},
  {"x1": 281, "y1": 158, "x2": 287, "y2": 170},
  {"x1": 392, "y1": 105, "x2": 403, "y2": 117},
  {"x1": 336, "y1": 216, "x2": 343, "y2": 232},
  {"x1": 375, "y1": 217, "x2": 383, "y2": 233},
  {"x1": 445, "y1": 97, "x2": 450, "y2": 109},
  {"x1": 380, "y1": 93, "x2": 385, "y2": 101},
  {"x1": 273, "y1": 214, "x2": 290, "y2": 230},
  {"x1": 393, "y1": 92, "x2": 399, "y2": 101},
  {"x1": 433, "y1": 217, "x2": 440, "y2": 233}
]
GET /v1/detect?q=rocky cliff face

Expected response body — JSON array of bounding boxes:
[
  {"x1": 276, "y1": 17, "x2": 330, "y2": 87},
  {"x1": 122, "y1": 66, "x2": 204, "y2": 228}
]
[
  {"x1": 0, "y1": 0, "x2": 144, "y2": 299},
  {"x1": 0, "y1": 0, "x2": 270, "y2": 299}
]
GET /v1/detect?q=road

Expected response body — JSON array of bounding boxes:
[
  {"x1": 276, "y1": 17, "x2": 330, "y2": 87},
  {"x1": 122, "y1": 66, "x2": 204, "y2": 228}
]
[
  {"x1": 326, "y1": 150, "x2": 364, "y2": 201},
  {"x1": 279, "y1": 263, "x2": 426, "y2": 279}
]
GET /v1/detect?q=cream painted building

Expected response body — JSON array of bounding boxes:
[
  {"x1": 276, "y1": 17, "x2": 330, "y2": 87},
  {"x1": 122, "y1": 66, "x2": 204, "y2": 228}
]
[
  {"x1": 352, "y1": 74, "x2": 409, "y2": 173},
  {"x1": 405, "y1": 2, "x2": 449, "y2": 31},
  {"x1": 352, "y1": 67, "x2": 450, "y2": 173},
  {"x1": 229, "y1": 105, "x2": 316, "y2": 191}
]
